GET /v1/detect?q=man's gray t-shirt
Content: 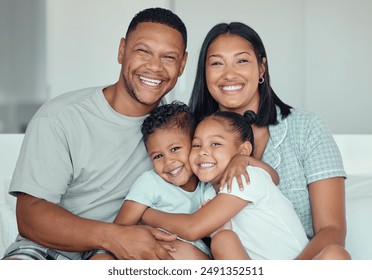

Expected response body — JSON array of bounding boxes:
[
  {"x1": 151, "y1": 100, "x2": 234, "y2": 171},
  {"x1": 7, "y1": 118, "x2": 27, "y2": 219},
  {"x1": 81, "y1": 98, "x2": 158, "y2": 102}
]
[{"x1": 8, "y1": 86, "x2": 153, "y2": 258}]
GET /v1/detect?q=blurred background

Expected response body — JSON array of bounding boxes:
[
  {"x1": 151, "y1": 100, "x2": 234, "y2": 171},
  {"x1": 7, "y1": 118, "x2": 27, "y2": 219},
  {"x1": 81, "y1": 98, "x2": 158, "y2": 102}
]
[{"x1": 1, "y1": 0, "x2": 371, "y2": 134}]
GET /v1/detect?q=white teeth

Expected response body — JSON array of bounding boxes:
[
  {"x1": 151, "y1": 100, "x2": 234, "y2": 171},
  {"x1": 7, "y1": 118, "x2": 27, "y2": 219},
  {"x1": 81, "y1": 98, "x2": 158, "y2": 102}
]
[
  {"x1": 200, "y1": 163, "x2": 215, "y2": 168},
  {"x1": 170, "y1": 166, "x2": 182, "y2": 175},
  {"x1": 140, "y1": 76, "x2": 162, "y2": 86},
  {"x1": 222, "y1": 84, "x2": 242, "y2": 91}
]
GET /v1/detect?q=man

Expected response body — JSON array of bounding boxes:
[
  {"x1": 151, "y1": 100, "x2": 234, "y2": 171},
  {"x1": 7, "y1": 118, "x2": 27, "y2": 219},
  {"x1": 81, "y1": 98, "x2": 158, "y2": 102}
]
[{"x1": 2, "y1": 7, "x2": 188, "y2": 260}]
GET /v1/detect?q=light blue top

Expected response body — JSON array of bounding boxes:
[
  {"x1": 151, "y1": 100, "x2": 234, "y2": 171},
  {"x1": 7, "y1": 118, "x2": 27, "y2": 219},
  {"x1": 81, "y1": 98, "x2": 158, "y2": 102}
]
[
  {"x1": 125, "y1": 169, "x2": 210, "y2": 256},
  {"x1": 263, "y1": 107, "x2": 346, "y2": 238},
  {"x1": 125, "y1": 170, "x2": 206, "y2": 213}
]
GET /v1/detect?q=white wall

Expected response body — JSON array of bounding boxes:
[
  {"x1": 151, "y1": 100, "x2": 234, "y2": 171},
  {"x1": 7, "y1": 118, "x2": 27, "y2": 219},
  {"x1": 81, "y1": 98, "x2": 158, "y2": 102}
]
[
  {"x1": 0, "y1": 0, "x2": 46, "y2": 132},
  {"x1": 173, "y1": 0, "x2": 372, "y2": 134},
  {"x1": 2, "y1": 0, "x2": 372, "y2": 134},
  {"x1": 303, "y1": 0, "x2": 372, "y2": 134},
  {"x1": 46, "y1": 0, "x2": 170, "y2": 99}
]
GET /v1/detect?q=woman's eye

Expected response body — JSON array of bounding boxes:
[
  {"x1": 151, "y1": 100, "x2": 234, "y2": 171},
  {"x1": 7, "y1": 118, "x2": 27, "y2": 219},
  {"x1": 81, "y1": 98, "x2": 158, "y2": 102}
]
[
  {"x1": 210, "y1": 61, "x2": 223, "y2": 66},
  {"x1": 211, "y1": 143, "x2": 221, "y2": 147},
  {"x1": 192, "y1": 144, "x2": 201, "y2": 148}
]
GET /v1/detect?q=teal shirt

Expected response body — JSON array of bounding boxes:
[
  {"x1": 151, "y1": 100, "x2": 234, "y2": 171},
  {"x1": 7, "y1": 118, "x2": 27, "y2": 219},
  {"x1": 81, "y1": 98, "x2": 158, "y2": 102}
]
[{"x1": 263, "y1": 107, "x2": 346, "y2": 238}]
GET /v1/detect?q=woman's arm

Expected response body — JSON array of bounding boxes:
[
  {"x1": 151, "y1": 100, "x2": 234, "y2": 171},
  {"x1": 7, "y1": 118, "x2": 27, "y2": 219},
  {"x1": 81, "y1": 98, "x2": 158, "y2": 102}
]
[
  {"x1": 295, "y1": 177, "x2": 347, "y2": 260},
  {"x1": 142, "y1": 194, "x2": 248, "y2": 241},
  {"x1": 219, "y1": 155, "x2": 279, "y2": 191}
]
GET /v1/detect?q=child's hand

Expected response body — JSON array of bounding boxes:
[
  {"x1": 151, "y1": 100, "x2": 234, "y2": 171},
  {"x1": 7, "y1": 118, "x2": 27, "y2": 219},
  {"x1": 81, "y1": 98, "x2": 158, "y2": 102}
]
[{"x1": 219, "y1": 154, "x2": 250, "y2": 192}]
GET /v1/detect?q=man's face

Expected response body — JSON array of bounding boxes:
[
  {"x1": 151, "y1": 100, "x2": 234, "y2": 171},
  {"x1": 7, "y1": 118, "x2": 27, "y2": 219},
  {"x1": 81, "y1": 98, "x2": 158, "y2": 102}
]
[{"x1": 119, "y1": 22, "x2": 187, "y2": 108}]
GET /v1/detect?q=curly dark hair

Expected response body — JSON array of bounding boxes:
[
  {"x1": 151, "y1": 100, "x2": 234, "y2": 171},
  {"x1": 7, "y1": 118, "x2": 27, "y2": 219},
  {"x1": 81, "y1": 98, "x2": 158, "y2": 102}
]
[{"x1": 141, "y1": 101, "x2": 196, "y2": 145}]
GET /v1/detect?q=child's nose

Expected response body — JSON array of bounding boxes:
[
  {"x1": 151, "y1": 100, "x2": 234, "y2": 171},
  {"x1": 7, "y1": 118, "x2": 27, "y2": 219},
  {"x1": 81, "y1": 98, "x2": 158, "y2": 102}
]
[{"x1": 199, "y1": 147, "x2": 209, "y2": 156}]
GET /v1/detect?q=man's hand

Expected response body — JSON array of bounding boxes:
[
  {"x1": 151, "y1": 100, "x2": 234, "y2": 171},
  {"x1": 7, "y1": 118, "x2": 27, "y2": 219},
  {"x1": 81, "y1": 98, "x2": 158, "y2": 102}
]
[{"x1": 106, "y1": 225, "x2": 177, "y2": 260}]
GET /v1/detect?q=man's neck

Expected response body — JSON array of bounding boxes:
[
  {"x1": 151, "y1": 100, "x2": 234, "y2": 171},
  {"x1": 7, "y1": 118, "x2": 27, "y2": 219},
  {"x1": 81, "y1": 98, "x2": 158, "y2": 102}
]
[{"x1": 103, "y1": 83, "x2": 156, "y2": 117}]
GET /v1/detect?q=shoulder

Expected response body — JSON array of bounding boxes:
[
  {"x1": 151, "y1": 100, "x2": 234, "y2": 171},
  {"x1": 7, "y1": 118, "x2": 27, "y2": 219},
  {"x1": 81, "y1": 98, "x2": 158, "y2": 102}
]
[
  {"x1": 133, "y1": 169, "x2": 159, "y2": 184},
  {"x1": 286, "y1": 108, "x2": 323, "y2": 128},
  {"x1": 280, "y1": 108, "x2": 331, "y2": 140},
  {"x1": 246, "y1": 166, "x2": 273, "y2": 183},
  {"x1": 129, "y1": 170, "x2": 159, "y2": 194},
  {"x1": 34, "y1": 86, "x2": 105, "y2": 118}
]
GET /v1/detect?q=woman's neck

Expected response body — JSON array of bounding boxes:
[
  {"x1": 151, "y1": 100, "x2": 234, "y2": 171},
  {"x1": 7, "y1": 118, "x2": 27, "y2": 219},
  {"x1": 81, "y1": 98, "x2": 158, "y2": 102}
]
[{"x1": 251, "y1": 125, "x2": 270, "y2": 160}]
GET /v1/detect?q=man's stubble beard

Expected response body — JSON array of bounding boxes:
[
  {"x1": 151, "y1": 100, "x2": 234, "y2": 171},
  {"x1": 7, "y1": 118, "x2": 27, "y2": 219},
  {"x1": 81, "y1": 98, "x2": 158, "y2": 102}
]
[{"x1": 122, "y1": 71, "x2": 169, "y2": 107}]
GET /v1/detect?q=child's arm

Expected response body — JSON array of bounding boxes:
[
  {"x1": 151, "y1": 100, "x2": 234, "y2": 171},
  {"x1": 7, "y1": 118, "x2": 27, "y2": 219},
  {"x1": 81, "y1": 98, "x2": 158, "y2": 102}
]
[
  {"x1": 142, "y1": 193, "x2": 249, "y2": 241},
  {"x1": 219, "y1": 155, "x2": 279, "y2": 191},
  {"x1": 114, "y1": 200, "x2": 148, "y2": 225}
]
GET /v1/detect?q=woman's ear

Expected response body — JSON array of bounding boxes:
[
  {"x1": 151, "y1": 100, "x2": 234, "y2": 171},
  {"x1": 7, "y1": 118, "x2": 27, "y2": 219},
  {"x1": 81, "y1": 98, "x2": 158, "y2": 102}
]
[
  {"x1": 259, "y1": 57, "x2": 267, "y2": 78},
  {"x1": 240, "y1": 141, "x2": 253, "y2": 156}
]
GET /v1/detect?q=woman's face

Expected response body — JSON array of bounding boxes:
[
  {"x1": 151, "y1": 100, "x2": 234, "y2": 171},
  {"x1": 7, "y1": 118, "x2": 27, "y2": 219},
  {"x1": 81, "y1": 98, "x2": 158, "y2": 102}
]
[{"x1": 205, "y1": 34, "x2": 265, "y2": 115}]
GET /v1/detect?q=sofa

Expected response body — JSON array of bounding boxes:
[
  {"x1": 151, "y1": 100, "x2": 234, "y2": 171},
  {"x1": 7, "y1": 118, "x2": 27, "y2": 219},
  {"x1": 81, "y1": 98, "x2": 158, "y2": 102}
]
[{"x1": 1, "y1": 134, "x2": 371, "y2": 259}]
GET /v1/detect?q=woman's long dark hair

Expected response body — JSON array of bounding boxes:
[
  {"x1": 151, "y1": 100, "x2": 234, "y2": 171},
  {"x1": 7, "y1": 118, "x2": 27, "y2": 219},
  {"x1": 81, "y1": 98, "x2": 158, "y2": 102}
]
[{"x1": 188, "y1": 22, "x2": 292, "y2": 125}]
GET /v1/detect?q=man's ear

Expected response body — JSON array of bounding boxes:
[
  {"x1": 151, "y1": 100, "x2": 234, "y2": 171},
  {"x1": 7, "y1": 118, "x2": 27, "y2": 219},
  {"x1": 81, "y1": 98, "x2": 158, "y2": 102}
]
[
  {"x1": 117, "y1": 38, "x2": 126, "y2": 64},
  {"x1": 178, "y1": 51, "x2": 188, "y2": 77},
  {"x1": 240, "y1": 141, "x2": 253, "y2": 156}
]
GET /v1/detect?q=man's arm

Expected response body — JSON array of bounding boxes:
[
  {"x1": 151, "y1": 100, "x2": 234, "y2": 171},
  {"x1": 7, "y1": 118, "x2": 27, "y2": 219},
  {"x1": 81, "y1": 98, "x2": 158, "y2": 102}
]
[
  {"x1": 88, "y1": 200, "x2": 151, "y2": 259},
  {"x1": 16, "y1": 193, "x2": 175, "y2": 259}
]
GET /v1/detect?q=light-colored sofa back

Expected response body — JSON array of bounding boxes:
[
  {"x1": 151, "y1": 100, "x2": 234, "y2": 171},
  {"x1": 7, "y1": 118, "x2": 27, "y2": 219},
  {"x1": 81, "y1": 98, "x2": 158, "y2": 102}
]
[{"x1": 1, "y1": 134, "x2": 372, "y2": 259}]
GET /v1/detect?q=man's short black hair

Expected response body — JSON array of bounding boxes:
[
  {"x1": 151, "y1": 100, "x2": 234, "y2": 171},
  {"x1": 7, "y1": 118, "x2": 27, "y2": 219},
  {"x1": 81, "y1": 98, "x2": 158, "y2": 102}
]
[
  {"x1": 141, "y1": 101, "x2": 196, "y2": 145},
  {"x1": 126, "y1": 7, "x2": 187, "y2": 51}
]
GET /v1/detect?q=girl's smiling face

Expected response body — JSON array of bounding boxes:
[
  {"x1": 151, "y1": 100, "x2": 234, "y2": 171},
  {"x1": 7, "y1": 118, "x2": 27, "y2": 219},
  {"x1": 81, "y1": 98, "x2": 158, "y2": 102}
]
[{"x1": 189, "y1": 117, "x2": 241, "y2": 186}]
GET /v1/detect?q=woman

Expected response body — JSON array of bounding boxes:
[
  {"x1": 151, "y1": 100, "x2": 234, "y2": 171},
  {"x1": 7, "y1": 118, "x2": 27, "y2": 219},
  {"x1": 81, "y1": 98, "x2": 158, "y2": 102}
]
[{"x1": 188, "y1": 22, "x2": 350, "y2": 260}]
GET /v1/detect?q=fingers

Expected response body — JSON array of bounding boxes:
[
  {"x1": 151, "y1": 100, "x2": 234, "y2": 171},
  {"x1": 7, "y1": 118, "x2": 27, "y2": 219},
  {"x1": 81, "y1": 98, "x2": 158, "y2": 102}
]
[
  {"x1": 156, "y1": 241, "x2": 175, "y2": 260},
  {"x1": 236, "y1": 174, "x2": 244, "y2": 191},
  {"x1": 220, "y1": 171, "x2": 234, "y2": 192},
  {"x1": 160, "y1": 243, "x2": 176, "y2": 253},
  {"x1": 157, "y1": 247, "x2": 175, "y2": 260},
  {"x1": 220, "y1": 171, "x2": 250, "y2": 192},
  {"x1": 243, "y1": 170, "x2": 250, "y2": 186},
  {"x1": 151, "y1": 229, "x2": 177, "y2": 242},
  {"x1": 219, "y1": 174, "x2": 227, "y2": 192}
]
